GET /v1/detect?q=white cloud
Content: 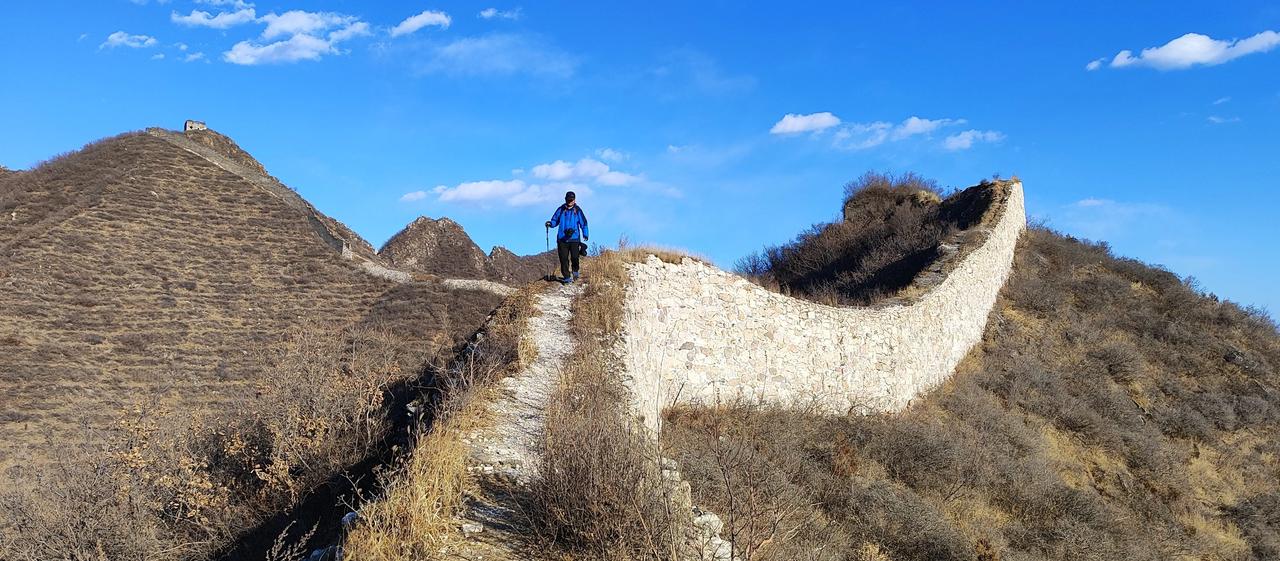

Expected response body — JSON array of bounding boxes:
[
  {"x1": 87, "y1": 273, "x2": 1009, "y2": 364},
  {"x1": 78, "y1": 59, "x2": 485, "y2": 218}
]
[
  {"x1": 151, "y1": 53, "x2": 165, "y2": 60},
  {"x1": 595, "y1": 148, "x2": 627, "y2": 162},
  {"x1": 184, "y1": 52, "x2": 207, "y2": 63},
  {"x1": 329, "y1": 22, "x2": 370, "y2": 42},
  {"x1": 101, "y1": 31, "x2": 158, "y2": 49},
  {"x1": 1085, "y1": 57, "x2": 1106, "y2": 71},
  {"x1": 479, "y1": 7, "x2": 521, "y2": 20},
  {"x1": 1207, "y1": 115, "x2": 1241, "y2": 124},
  {"x1": 428, "y1": 153, "x2": 647, "y2": 207},
  {"x1": 769, "y1": 112, "x2": 841, "y2": 134},
  {"x1": 391, "y1": 10, "x2": 451, "y2": 37},
  {"x1": 1101, "y1": 30, "x2": 1280, "y2": 70},
  {"x1": 400, "y1": 190, "x2": 428, "y2": 202},
  {"x1": 1213, "y1": 96, "x2": 1231, "y2": 105},
  {"x1": 943, "y1": 129, "x2": 1005, "y2": 150},
  {"x1": 224, "y1": 11, "x2": 369, "y2": 65},
  {"x1": 259, "y1": 10, "x2": 356, "y2": 40},
  {"x1": 176, "y1": 42, "x2": 188, "y2": 51},
  {"x1": 421, "y1": 34, "x2": 577, "y2": 78},
  {"x1": 225, "y1": 34, "x2": 334, "y2": 64},
  {"x1": 171, "y1": 8, "x2": 256, "y2": 29},
  {"x1": 430, "y1": 179, "x2": 586, "y2": 207},
  {"x1": 530, "y1": 158, "x2": 639, "y2": 185}
]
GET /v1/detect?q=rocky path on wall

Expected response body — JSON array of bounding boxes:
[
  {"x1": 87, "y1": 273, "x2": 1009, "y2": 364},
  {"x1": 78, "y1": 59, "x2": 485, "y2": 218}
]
[{"x1": 452, "y1": 282, "x2": 582, "y2": 558}]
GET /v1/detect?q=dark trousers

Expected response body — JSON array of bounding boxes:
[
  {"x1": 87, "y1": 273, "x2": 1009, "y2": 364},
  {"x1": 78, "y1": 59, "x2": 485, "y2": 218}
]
[{"x1": 557, "y1": 239, "x2": 581, "y2": 279}]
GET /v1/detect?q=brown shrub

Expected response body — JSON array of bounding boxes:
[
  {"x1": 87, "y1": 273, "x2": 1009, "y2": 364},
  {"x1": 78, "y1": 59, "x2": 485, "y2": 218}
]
[{"x1": 735, "y1": 172, "x2": 997, "y2": 305}]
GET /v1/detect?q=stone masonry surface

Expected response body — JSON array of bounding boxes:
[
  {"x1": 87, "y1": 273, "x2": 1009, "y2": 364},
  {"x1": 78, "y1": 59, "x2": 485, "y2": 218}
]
[{"x1": 621, "y1": 183, "x2": 1026, "y2": 432}]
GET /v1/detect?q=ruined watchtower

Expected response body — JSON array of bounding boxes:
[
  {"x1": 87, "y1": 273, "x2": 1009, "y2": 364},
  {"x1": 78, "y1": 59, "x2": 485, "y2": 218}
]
[{"x1": 184, "y1": 120, "x2": 207, "y2": 132}]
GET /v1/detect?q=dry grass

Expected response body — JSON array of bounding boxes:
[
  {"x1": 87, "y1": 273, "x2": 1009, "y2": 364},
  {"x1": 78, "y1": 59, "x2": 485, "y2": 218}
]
[
  {"x1": 666, "y1": 227, "x2": 1280, "y2": 561},
  {"x1": 0, "y1": 321, "x2": 435, "y2": 561},
  {"x1": 343, "y1": 283, "x2": 544, "y2": 560}
]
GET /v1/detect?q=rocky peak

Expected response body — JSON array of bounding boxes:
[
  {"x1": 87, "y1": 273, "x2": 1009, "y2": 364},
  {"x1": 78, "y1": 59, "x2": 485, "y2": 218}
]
[{"x1": 379, "y1": 215, "x2": 490, "y2": 280}]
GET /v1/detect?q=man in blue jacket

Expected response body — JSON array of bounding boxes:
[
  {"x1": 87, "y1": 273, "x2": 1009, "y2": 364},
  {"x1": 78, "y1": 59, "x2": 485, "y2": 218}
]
[{"x1": 545, "y1": 191, "x2": 588, "y2": 284}]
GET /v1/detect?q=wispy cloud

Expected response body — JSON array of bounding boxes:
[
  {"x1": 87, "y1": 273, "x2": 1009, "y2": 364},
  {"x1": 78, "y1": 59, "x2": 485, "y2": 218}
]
[
  {"x1": 184, "y1": 52, "x2": 207, "y2": 63},
  {"x1": 595, "y1": 148, "x2": 627, "y2": 162},
  {"x1": 1093, "y1": 30, "x2": 1279, "y2": 70},
  {"x1": 196, "y1": 0, "x2": 252, "y2": 7},
  {"x1": 400, "y1": 190, "x2": 429, "y2": 202},
  {"x1": 770, "y1": 112, "x2": 840, "y2": 134},
  {"x1": 832, "y1": 116, "x2": 967, "y2": 150},
  {"x1": 651, "y1": 49, "x2": 756, "y2": 96},
  {"x1": 171, "y1": 7, "x2": 256, "y2": 29},
  {"x1": 479, "y1": 7, "x2": 521, "y2": 20},
  {"x1": 1207, "y1": 115, "x2": 1241, "y2": 124},
  {"x1": 391, "y1": 10, "x2": 451, "y2": 37},
  {"x1": 1213, "y1": 96, "x2": 1231, "y2": 105},
  {"x1": 1059, "y1": 198, "x2": 1176, "y2": 240},
  {"x1": 419, "y1": 33, "x2": 577, "y2": 78},
  {"x1": 101, "y1": 31, "x2": 158, "y2": 49},
  {"x1": 943, "y1": 129, "x2": 1005, "y2": 151}
]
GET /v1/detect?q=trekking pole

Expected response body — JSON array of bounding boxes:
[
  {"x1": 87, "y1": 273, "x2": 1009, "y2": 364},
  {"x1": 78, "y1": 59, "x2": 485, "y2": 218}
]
[{"x1": 546, "y1": 225, "x2": 553, "y2": 279}]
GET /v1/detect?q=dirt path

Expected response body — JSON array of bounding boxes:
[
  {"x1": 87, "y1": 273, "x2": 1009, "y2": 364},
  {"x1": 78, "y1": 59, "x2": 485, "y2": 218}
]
[{"x1": 453, "y1": 282, "x2": 582, "y2": 556}]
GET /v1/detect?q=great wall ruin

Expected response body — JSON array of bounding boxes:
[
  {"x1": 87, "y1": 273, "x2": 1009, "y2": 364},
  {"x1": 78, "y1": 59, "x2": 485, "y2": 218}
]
[{"x1": 619, "y1": 181, "x2": 1026, "y2": 432}]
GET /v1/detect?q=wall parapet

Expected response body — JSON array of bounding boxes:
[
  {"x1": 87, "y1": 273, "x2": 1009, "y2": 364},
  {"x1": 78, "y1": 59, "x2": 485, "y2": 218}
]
[{"x1": 620, "y1": 182, "x2": 1026, "y2": 431}]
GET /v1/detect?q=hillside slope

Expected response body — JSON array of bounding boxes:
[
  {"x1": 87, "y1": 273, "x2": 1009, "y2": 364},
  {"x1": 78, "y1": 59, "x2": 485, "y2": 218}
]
[{"x1": 0, "y1": 130, "x2": 503, "y2": 470}]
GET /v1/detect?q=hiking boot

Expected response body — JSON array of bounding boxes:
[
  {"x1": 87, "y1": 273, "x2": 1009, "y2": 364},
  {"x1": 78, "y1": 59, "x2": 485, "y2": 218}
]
[
  {"x1": 572, "y1": 271, "x2": 580, "y2": 282},
  {"x1": 561, "y1": 275, "x2": 573, "y2": 284}
]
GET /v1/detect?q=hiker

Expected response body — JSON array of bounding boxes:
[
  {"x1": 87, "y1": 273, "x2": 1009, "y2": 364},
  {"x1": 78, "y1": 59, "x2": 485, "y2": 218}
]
[{"x1": 545, "y1": 191, "x2": 588, "y2": 284}]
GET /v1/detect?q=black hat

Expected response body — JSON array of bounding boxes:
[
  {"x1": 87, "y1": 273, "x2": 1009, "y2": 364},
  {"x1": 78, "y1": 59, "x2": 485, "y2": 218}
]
[{"x1": 565, "y1": 191, "x2": 576, "y2": 201}]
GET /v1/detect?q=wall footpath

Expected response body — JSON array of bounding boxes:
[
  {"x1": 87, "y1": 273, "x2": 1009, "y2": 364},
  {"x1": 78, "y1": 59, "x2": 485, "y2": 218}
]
[{"x1": 620, "y1": 183, "x2": 1026, "y2": 432}]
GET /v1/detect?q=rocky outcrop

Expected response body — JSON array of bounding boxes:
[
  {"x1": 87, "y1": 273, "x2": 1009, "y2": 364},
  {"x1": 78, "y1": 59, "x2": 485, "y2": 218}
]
[
  {"x1": 620, "y1": 181, "x2": 1026, "y2": 431},
  {"x1": 380, "y1": 216, "x2": 557, "y2": 284}
]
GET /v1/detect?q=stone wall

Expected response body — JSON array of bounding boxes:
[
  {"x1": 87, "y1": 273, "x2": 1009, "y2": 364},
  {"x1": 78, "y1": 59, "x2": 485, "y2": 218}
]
[{"x1": 620, "y1": 182, "x2": 1025, "y2": 432}]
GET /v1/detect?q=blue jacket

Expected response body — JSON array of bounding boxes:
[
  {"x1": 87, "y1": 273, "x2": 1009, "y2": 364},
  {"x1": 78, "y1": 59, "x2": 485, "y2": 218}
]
[{"x1": 549, "y1": 204, "x2": 589, "y2": 242}]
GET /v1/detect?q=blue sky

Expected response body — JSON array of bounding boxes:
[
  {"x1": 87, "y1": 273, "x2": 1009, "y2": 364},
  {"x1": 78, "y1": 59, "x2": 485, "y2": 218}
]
[{"x1": 1, "y1": 1, "x2": 1277, "y2": 314}]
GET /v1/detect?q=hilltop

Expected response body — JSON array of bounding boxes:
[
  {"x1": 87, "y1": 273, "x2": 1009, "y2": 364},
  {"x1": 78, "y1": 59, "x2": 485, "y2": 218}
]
[{"x1": 0, "y1": 125, "x2": 571, "y2": 561}]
